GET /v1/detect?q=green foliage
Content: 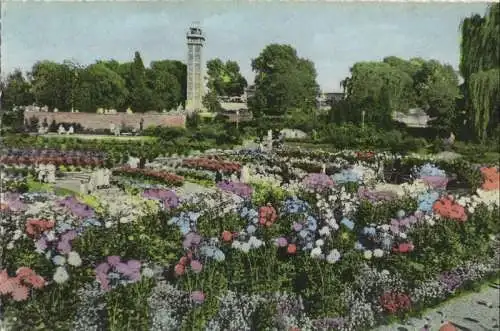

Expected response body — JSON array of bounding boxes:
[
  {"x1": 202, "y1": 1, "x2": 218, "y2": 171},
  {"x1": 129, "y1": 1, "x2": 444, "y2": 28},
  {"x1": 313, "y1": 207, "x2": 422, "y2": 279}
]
[
  {"x1": 205, "y1": 58, "x2": 247, "y2": 97},
  {"x1": 342, "y1": 58, "x2": 460, "y2": 131},
  {"x1": 1, "y1": 70, "x2": 34, "y2": 110},
  {"x1": 460, "y1": 4, "x2": 500, "y2": 141},
  {"x1": 3, "y1": 52, "x2": 187, "y2": 113},
  {"x1": 250, "y1": 44, "x2": 320, "y2": 117}
]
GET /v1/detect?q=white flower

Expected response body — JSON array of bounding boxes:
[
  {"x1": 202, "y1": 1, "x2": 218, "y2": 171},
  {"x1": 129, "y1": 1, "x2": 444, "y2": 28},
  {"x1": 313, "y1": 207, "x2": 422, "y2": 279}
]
[
  {"x1": 399, "y1": 233, "x2": 407, "y2": 239},
  {"x1": 363, "y1": 250, "x2": 373, "y2": 260},
  {"x1": 6, "y1": 242, "x2": 14, "y2": 250},
  {"x1": 380, "y1": 224, "x2": 390, "y2": 232},
  {"x1": 231, "y1": 240, "x2": 241, "y2": 250},
  {"x1": 310, "y1": 247, "x2": 322, "y2": 258},
  {"x1": 381, "y1": 269, "x2": 390, "y2": 275},
  {"x1": 12, "y1": 230, "x2": 22, "y2": 241},
  {"x1": 319, "y1": 226, "x2": 331, "y2": 236},
  {"x1": 468, "y1": 207, "x2": 475, "y2": 214},
  {"x1": 67, "y1": 251, "x2": 82, "y2": 267},
  {"x1": 52, "y1": 255, "x2": 66, "y2": 266},
  {"x1": 46, "y1": 231, "x2": 56, "y2": 242},
  {"x1": 142, "y1": 267, "x2": 155, "y2": 278},
  {"x1": 373, "y1": 249, "x2": 384, "y2": 258},
  {"x1": 53, "y1": 266, "x2": 69, "y2": 284},
  {"x1": 315, "y1": 239, "x2": 325, "y2": 247},
  {"x1": 427, "y1": 219, "x2": 436, "y2": 226},
  {"x1": 326, "y1": 249, "x2": 341, "y2": 264},
  {"x1": 240, "y1": 242, "x2": 251, "y2": 253}
]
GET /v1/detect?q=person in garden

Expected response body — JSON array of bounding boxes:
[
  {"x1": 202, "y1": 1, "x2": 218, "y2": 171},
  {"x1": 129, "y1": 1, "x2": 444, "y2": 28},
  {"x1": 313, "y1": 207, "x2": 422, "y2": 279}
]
[{"x1": 215, "y1": 170, "x2": 222, "y2": 183}]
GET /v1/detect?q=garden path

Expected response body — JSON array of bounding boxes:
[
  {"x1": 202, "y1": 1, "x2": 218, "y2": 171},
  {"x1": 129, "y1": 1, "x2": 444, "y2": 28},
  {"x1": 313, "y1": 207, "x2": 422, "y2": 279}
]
[{"x1": 372, "y1": 285, "x2": 500, "y2": 331}]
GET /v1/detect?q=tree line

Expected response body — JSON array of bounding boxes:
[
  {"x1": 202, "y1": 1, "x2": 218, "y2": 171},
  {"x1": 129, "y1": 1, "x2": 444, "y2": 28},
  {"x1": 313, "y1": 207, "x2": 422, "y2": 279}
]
[
  {"x1": 2, "y1": 4, "x2": 498, "y2": 142},
  {"x1": 2, "y1": 52, "x2": 187, "y2": 113}
]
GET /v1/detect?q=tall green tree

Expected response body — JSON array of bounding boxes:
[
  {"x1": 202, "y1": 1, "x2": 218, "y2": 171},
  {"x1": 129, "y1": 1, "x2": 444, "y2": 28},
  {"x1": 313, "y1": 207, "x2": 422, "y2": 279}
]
[
  {"x1": 460, "y1": 4, "x2": 500, "y2": 141},
  {"x1": 205, "y1": 58, "x2": 247, "y2": 97},
  {"x1": 250, "y1": 44, "x2": 319, "y2": 117},
  {"x1": 1, "y1": 70, "x2": 34, "y2": 110},
  {"x1": 30, "y1": 61, "x2": 74, "y2": 110},
  {"x1": 149, "y1": 60, "x2": 187, "y2": 108},
  {"x1": 127, "y1": 51, "x2": 153, "y2": 112},
  {"x1": 344, "y1": 61, "x2": 415, "y2": 127},
  {"x1": 73, "y1": 63, "x2": 128, "y2": 112}
]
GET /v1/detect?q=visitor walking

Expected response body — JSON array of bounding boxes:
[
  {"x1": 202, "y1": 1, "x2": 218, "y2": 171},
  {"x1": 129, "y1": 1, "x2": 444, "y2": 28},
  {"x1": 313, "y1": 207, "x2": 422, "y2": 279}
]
[{"x1": 215, "y1": 170, "x2": 222, "y2": 183}]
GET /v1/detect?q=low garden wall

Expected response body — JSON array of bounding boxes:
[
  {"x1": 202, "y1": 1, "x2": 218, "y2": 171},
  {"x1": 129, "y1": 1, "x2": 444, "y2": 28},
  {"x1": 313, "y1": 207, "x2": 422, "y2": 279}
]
[{"x1": 24, "y1": 111, "x2": 186, "y2": 130}]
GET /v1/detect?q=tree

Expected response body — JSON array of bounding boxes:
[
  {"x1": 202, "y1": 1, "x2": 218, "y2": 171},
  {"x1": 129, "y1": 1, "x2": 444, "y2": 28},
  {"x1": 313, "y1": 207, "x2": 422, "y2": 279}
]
[
  {"x1": 146, "y1": 67, "x2": 181, "y2": 111},
  {"x1": 74, "y1": 63, "x2": 128, "y2": 112},
  {"x1": 205, "y1": 58, "x2": 247, "y2": 97},
  {"x1": 412, "y1": 60, "x2": 461, "y2": 132},
  {"x1": 149, "y1": 60, "x2": 186, "y2": 109},
  {"x1": 250, "y1": 44, "x2": 319, "y2": 117},
  {"x1": 30, "y1": 61, "x2": 74, "y2": 110},
  {"x1": 202, "y1": 90, "x2": 222, "y2": 112},
  {"x1": 127, "y1": 51, "x2": 153, "y2": 112},
  {"x1": 460, "y1": 4, "x2": 500, "y2": 141},
  {"x1": 1, "y1": 70, "x2": 34, "y2": 110},
  {"x1": 344, "y1": 61, "x2": 415, "y2": 127}
]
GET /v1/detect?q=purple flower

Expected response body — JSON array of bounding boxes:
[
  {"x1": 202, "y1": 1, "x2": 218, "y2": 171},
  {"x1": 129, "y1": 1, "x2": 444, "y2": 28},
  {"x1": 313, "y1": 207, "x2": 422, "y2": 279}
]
[
  {"x1": 107, "y1": 256, "x2": 121, "y2": 267},
  {"x1": 292, "y1": 222, "x2": 303, "y2": 231},
  {"x1": 302, "y1": 173, "x2": 334, "y2": 192},
  {"x1": 57, "y1": 240, "x2": 72, "y2": 254},
  {"x1": 95, "y1": 262, "x2": 110, "y2": 275},
  {"x1": 35, "y1": 237, "x2": 48, "y2": 251},
  {"x1": 276, "y1": 237, "x2": 288, "y2": 247},
  {"x1": 61, "y1": 230, "x2": 77, "y2": 242},
  {"x1": 216, "y1": 181, "x2": 253, "y2": 199},
  {"x1": 127, "y1": 260, "x2": 141, "y2": 271}
]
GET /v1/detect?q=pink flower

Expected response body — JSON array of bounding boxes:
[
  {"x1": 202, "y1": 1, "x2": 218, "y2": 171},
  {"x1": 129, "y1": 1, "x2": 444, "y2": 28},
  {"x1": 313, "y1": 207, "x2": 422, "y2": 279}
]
[
  {"x1": 127, "y1": 260, "x2": 141, "y2": 271},
  {"x1": 95, "y1": 262, "x2": 110, "y2": 275},
  {"x1": 190, "y1": 260, "x2": 203, "y2": 273},
  {"x1": 190, "y1": 290, "x2": 205, "y2": 303}
]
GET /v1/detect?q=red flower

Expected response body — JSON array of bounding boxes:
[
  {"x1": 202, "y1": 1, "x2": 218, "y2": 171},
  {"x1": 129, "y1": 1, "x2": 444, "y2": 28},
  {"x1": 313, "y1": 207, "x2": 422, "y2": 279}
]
[
  {"x1": 222, "y1": 230, "x2": 233, "y2": 242},
  {"x1": 287, "y1": 244, "x2": 297, "y2": 254},
  {"x1": 258, "y1": 204, "x2": 278, "y2": 227}
]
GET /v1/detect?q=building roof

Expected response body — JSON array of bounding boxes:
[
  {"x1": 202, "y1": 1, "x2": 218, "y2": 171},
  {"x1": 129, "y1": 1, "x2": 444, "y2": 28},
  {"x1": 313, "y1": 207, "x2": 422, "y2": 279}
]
[{"x1": 220, "y1": 102, "x2": 248, "y2": 112}]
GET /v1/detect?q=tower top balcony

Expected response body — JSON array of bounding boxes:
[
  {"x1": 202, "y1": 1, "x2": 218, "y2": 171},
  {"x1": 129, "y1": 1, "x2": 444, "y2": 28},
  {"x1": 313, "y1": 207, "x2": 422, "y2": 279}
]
[{"x1": 187, "y1": 24, "x2": 206, "y2": 43}]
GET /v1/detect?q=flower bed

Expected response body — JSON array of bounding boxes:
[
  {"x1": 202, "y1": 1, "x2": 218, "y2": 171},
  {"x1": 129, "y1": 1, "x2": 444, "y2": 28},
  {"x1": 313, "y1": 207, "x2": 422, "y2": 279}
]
[
  {"x1": 1, "y1": 153, "x2": 499, "y2": 331},
  {"x1": 112, "y1": 166, "x2": 184, "y2": 187},
  {"x1": 0, "y1": 148, "x2": 106, "y2": 168},
  {"x1": 182, "y1": 157, "x2": 241, "y2": 173}
]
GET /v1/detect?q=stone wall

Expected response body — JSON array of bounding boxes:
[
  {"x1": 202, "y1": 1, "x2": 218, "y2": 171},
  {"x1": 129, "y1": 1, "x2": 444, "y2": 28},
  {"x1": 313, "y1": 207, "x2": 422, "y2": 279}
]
[{"x1": 24, "y1": 112, "x2": 186, "y2": 130}]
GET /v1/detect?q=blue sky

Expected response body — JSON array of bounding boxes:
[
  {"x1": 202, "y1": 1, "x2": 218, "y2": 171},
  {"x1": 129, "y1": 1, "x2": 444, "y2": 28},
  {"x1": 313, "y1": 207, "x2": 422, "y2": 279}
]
[{"x1": 1, "y1": 1, "x2": 490, "y2": 92}]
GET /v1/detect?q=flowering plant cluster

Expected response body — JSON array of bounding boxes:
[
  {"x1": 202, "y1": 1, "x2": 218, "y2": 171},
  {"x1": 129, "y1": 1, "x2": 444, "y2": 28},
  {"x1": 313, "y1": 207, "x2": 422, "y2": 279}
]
[
  {"x1": 113, "y1": 166, "x2": 184, "y2": 186},
  {"x1": 216, "y1": 180, "x2": 253, "y2": 199},
  {"x1": 433, "y1": 196, "x2": 468, "y2": 222},
  {"x1": 1, "y1": 149, "x2": 499, "y2": 331},
  {"x1": 95, "y1": 256, "x2": 144, "y2": 291},
  {"x1": 182, "y1": 157, "x2": 241, "y2": 173},
  {"x1": 0, "y1": 267, "x2": 46, "y2": 301},
  {"x1": 0, "y1": 148, "x2": 105, "y2": 167}
]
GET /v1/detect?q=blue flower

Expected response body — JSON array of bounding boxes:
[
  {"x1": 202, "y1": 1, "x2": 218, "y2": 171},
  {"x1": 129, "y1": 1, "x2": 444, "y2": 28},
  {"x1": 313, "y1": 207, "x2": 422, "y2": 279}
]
[
  {"x1": 247, "y1": 225, "x2": 256, "y2": 234},
  {"x1": 213, "y1": 249, "x2": 225, "y2": 262},
  {"x1": 362, "y1": 227, "x2": 376, "y2": 236},
  {"x1": 354, "y1": 241, "x2": 365, "y2": 250},
  {"x1": 307, "y1": 216, "x2": 318, "y2": 231},
  {"x1": 299, "y1": 230, "x2": 309, "y2": 239},
  {"x1": 341, "y1": 218, "x2": 355, "y2": 230}
]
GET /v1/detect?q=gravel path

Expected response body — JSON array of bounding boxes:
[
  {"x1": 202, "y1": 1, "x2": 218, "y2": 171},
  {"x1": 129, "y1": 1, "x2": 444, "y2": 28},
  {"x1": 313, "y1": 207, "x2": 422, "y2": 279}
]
[{"x1": 372, "y1": 285, "x2": 500, "y2": 331}]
